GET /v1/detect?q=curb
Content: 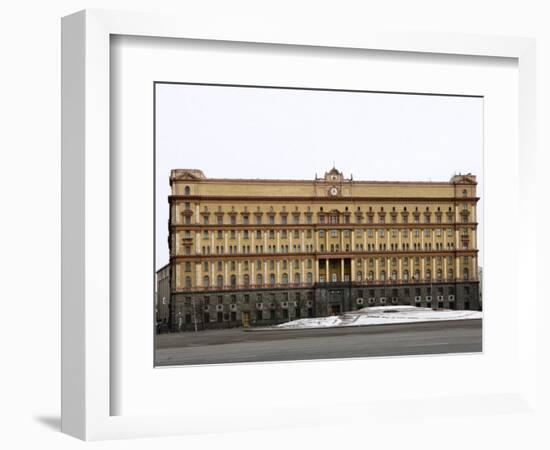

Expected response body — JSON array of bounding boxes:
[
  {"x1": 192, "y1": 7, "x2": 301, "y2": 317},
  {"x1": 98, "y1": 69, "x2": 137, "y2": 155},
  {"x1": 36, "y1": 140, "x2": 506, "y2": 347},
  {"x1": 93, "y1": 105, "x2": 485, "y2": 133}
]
[{"x1": 242, "y1": 317, "x2": 482, "y2": 332}]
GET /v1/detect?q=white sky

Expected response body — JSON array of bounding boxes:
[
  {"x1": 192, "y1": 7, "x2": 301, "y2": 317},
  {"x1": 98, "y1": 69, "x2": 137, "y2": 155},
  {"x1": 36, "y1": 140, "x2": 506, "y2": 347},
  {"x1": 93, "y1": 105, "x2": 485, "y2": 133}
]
[{"x1": 155, "y1": 83, "x2": 483, "y2": 270}]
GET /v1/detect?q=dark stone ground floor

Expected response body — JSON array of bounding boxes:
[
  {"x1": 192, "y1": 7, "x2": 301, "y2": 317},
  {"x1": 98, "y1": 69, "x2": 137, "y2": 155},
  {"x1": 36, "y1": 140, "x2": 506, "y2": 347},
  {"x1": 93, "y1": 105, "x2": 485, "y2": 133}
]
[{"x1": 163, "y1": 281, "x2": 480, "y2": 332}]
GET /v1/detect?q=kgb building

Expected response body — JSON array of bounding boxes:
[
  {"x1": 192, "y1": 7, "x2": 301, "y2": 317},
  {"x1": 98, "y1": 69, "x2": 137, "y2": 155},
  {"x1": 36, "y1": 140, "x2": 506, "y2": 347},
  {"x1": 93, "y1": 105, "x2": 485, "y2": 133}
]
[{"x1": 159, "y1": 167, "x2": 480, "y2": 331}]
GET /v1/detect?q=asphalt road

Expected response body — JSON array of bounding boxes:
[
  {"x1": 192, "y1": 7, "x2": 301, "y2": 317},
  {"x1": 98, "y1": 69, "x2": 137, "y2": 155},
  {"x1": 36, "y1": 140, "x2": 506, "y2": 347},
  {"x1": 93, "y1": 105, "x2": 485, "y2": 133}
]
[{"x1": 154, "y1": 319, "x2": 482, "y2": 366}]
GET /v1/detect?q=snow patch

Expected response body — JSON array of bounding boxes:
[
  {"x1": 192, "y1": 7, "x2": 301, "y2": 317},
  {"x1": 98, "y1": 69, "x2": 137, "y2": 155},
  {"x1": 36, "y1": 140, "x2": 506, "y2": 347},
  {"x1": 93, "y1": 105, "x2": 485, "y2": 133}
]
[{"x1": 276, "y1": 305, "x2": 482, "y2": 329}]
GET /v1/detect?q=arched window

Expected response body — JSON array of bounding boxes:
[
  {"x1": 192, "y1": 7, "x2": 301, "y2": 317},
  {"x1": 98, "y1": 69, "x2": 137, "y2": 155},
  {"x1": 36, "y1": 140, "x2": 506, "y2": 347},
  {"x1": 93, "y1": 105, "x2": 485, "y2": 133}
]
[
  {"x1": 294, "y1": 273, "x2": 300, "y2": 284},
  {"x1": 243, "y1": 274, "x2": 250, "y2": 287},
  {"x1": 368, "y1": 271, "x2": 374, "y2": 282},
  {"x1": 217, "y1": 275, "x2": 223, "y2": 287},
  {"x1": 307, "y1": 272, "x2": 313, "y2": 283},
  {"x1": 414, "y1": 270, "x2": 420, "y2": 281},
  {"x1": 426, "y1": 269, "x2": 431, "y2": 281},
  {"x1": 462, "y1": 189, "x2": 467, "y2": 197},
  {"x1": 184, "y1": 186, "x2": 191, "y2": 196},
  {"x1": 357, "y1": 271, "x2": 363, "y2": 281},
  {"x1": 380, "y1": 270, "x2": 386, "y2": 282},
  {"x1": 437, "y1": 269, "x2": 442, "y2": 281},
  {"x1": 185, "y1": 276, "x2": 192, "y2": 288},
  {"x1": 203, "y1": 275, "x2": 210, "y2": 288},
  {"x1": 269, "y1": 273, "x2": 276, "y2": 285},
  {"x1": 463, "y1": 267, "x2": 469, "y2": 280},
  {"x1": 448, "y1": 268, "x2": 454, "y2": 280},
  {"x1": 230, "y1": 274, "x2": 237, "y2": 287},
  {"x1": 256, "y1": 273, "x2": 263, "y2": 286},
  {"x1": 282, "y1": 273, "x2": 289, "y2": 284},
  {"x1": 403, "y1": 270, "x2": 409, "y2": 281},
  {"x1": 391, "y1": 270, "x2": 397, "y2": 281}
]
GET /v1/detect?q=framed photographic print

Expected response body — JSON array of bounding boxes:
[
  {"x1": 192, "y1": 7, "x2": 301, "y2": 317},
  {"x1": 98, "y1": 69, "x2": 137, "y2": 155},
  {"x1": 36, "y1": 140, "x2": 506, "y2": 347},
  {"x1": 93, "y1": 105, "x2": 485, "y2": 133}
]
[{"x1": 62, "y1": 9, "x2": 537, "y2": 441}]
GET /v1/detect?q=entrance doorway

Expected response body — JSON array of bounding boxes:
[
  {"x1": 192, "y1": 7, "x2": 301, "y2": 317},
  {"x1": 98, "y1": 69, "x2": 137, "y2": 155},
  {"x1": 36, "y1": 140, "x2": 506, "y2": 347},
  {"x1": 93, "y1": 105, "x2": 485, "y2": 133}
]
[
  {"x1": 241, "y1": 311, "x2": 251, "y2": 328},
  {"x1": 330, "y1": 304, "x2": 341, "y2": 315}
]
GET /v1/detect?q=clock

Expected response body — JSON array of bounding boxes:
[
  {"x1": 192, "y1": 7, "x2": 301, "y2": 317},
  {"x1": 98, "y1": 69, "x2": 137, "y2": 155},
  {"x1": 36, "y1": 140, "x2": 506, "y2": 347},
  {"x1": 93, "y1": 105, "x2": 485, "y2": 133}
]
[{"x1": 329, "y1": 187, "x2": 338, "y2": 196}]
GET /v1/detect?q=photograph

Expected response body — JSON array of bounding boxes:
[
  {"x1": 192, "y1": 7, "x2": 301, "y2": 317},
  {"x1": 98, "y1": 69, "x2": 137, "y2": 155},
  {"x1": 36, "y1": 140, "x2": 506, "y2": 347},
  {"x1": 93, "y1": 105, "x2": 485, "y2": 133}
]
[{"x1": 154, "y1": 82, "x2": 483, "y2": 366}]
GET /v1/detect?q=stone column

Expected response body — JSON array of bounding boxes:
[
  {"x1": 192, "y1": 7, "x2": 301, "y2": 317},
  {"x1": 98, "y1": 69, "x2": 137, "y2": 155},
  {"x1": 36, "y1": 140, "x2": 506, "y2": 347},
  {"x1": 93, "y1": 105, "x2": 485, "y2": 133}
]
[
  {"x1": 196, "y1": 231, "x2": 201, "y2": 254},
  {"x1": 340, "y1": 258, "x2": 344, "y2": 281},
  {"x1": 224, "y1": 261, "x2": 228, "y2": 288},
  {"x1": 351, "y1": 259, "x2": 356, "y2": 281},
  {"x1": 237, "y1": 231, "x2": 241, "y2": 254},
  {"x1": 313, "y1": 258, "x2": 319, "y2": 283},
  {"x1": 237, "y1": 261, "x2": 242, "y2": 287},
  {"x1": 325, "y1": 259, "x2": 329, "y2": 282},
  {"x1": 196, "y1": 263, "x2": 202, "y2": 287}
]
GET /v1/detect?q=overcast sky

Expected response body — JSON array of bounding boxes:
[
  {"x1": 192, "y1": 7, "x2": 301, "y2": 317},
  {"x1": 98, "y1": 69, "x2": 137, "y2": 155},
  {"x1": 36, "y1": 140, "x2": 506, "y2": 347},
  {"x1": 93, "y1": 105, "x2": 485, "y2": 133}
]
[{"x1": 155, "y1": 83, "x2": 483, "y2": 270}]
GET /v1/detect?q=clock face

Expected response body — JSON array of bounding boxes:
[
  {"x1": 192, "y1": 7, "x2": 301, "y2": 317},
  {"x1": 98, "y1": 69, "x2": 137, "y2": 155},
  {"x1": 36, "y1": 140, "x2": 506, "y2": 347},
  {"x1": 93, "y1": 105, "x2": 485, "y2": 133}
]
[{"x1": 330, "y1": 187, "x2": 338, "y2": 196}]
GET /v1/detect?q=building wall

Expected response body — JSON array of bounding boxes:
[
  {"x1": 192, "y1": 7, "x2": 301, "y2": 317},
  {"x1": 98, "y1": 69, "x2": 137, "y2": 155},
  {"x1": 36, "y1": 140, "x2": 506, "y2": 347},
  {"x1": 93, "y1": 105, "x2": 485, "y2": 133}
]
[
  {"x1": 156, "y1": 264, "x2": 170, "y2": 325},
  {"x1": 163, "y1": 168, "x2": 480, "y2": 330}
]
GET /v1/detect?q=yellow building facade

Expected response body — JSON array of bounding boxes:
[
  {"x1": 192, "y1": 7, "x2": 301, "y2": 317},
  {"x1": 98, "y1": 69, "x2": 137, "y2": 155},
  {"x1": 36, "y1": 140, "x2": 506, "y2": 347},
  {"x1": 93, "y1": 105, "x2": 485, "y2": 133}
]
[{"x1": 163, "y1": 167, "x2": 480, "y2": 330}]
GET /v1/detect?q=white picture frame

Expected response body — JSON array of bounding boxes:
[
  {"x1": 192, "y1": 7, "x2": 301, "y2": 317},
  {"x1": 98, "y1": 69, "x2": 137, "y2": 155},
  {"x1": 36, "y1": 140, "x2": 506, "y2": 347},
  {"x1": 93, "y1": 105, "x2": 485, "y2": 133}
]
[{"x1": 61, "y1": 9, "x2": 537, "y2": 441}]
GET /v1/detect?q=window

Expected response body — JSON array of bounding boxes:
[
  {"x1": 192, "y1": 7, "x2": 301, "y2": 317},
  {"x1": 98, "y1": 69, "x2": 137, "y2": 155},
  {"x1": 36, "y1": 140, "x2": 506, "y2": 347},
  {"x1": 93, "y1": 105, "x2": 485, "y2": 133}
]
[
  {"x1": 380, "y1": 229, "x2": 385, "y2": 237},
  {"x1": 294, "y1": 273, "x2": 300, "y2": 284},
  {"x1": 203, "y1": 275, "x2": 210, "y2": 287},
  {"x1": 269, "y1": 273, "x2": 276, "y2": 285},
  {"x1": 282, "y1": 273, "x2": 289, "y2": 284},
  {"x1": 243, "y1": 215, "x2": 249, "y2": 225},
  {"x1": 331, "y1": 273, "x2": 337, "y2": 282},
  {"x1": 185, "y1": 261, "x2": 191, "y2": 272},
  {"x1": 243, "y1": 274, "x2": 250, "y2": 287},
  {"x1": 380, "y1": 270, "x2": 386, "y2": 281},
  {"x1": 357, "y1": 271, "x2": 363, "y2": 281},
  {"x1": 463, "y1": 267, "x2": 469, "y2": 280},
  {"x1": 184, "y1": 186, "x2": 190, "y2": 195},
  {"x1": 217, "y1": 275, "x2": 223, "y2": 287},
  {"x1": 331, "y1": 230, "x2": 338, "y2": 238},
  {"x1": 307, "y1": 272, "x2": 313, "y2": 283},
  {"x1": 185, "y1": 276, "x2": 192, "y2": 288},
  {"x1": 256, "y1": 273, "x2": 263, "y2": 286},
  {"x1": 230, "y1": 274, "x2": 237, "y2": 287},
  {"x1": 424, "y1": 229, "x2": 430, "y2": 237},
  {"x1": 319, "y1": 230, "x2": 325, "y2": 237},
  {"x1": 403, "y1": 270, "x2": 409, "y2": 281}
]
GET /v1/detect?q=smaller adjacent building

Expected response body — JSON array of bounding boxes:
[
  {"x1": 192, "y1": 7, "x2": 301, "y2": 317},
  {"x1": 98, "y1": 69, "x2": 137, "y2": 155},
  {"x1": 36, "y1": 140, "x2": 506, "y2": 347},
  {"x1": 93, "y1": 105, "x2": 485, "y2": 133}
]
[{"x1": 155, "y1": 263, "x2": 171, "y2": 329}]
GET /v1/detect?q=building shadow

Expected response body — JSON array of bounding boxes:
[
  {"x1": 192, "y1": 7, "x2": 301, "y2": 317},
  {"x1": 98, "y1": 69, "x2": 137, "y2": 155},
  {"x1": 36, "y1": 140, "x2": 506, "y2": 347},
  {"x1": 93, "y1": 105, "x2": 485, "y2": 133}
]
[{"x1": 34, "y1": 415, "x2": 61, "y2": 431}]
